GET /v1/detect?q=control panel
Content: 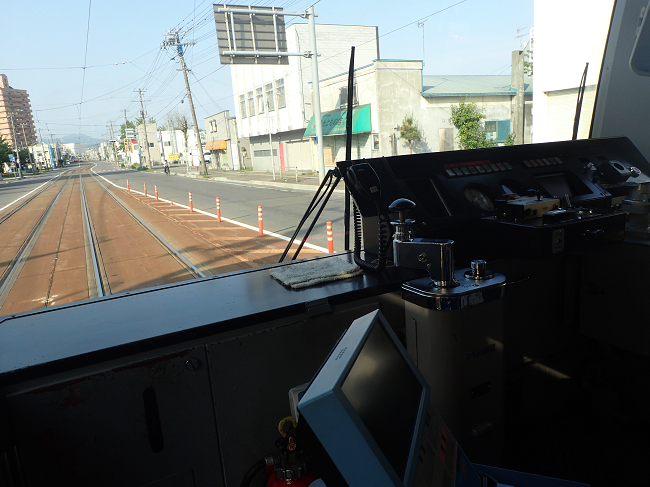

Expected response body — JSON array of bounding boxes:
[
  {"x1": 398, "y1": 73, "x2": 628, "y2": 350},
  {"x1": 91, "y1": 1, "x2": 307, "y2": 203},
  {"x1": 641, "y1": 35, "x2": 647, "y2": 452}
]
[{"x1": 338, "y1": 137, "x2": 650, "y2": 260}]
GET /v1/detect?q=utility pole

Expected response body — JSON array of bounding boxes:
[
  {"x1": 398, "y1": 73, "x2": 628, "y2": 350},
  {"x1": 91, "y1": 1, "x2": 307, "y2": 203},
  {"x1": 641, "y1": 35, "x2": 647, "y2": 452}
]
[
  {"x1": 20, "y1": 123, "x2": 34, "y2": 166},
  {"x1": 49, "y1": 133, "x2": 57, "y2": 168},
  {"x1": 38, "y1": 128, "x2": 47, "y2": 168},
  {"x1": 8, "y1": 113, "x2": 23, "y2": 179},
  {"x1": 124, "y1": 109, "x2": 130, "y2": 165},
  {"x1": 307, "y1": 6, "x2": 325, "y2": 182},
  {"x1": 266, "y1": 99, "x2": 276, "y2": 181},
  {"x1": 135, "y1": 89, "x2": 152, "y2": 168},
  {"x1": 163, "y1": 29, "x2": 208, "y2": 175},
  {"x1": 109, "y1": 121, "x2": 118, "y2": 164}
]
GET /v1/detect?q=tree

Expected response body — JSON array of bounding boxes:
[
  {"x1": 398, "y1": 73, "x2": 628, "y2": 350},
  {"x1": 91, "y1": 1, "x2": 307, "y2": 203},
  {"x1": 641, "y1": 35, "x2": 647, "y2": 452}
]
[
  {"x1": 524, "y1": 38, "x2": 533, "y2": 77},
  {"x1": 449, "y1": 99, "x2": 496, "y2": 150},
  {"x1": 0, "y1": 135, "x2": 12, "y2": 165},
  {"x1": 399, "y1": 113, "x2": 422, "y2": 154},
  {"x1": 504, "y1": 132, "x2": 516, "y2": 146},
  {"x1": 177, "y1": 115, "x2": 190, "y2": 164}
]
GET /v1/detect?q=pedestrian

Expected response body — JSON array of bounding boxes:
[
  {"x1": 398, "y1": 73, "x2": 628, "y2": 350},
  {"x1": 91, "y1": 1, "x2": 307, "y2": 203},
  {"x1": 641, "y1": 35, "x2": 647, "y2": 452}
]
[{"x1": 164, "y1": 159, "x2": 170, "y2": 176}]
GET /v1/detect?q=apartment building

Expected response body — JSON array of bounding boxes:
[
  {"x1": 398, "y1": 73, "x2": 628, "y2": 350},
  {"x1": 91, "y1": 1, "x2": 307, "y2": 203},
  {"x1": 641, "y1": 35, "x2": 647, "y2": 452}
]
[{"x1": 0, "y1": 74, "x2": 37, "y2": 149}]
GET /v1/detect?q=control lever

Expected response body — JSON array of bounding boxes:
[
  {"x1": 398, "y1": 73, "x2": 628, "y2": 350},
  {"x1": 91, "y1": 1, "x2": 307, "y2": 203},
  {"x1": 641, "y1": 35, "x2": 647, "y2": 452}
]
[
  {"x1": 389, "y1": 199, "x2": 459, "y2": 287},
  {"x1": 389, "y1": 198, "x2": 416, "y2": 243}
]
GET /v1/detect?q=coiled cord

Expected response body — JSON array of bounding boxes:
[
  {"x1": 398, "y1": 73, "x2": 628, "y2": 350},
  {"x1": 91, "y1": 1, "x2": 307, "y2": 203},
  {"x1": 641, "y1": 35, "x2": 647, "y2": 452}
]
[{"x1": 353, "y1": 201, "x2": 389, "y2": 273}]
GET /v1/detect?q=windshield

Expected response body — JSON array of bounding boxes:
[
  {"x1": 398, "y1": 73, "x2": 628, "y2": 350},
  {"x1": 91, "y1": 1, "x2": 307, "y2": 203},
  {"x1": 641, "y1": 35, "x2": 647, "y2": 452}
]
[{"x1": 0, "y1": 0, "x2": 617, "y2": 317}]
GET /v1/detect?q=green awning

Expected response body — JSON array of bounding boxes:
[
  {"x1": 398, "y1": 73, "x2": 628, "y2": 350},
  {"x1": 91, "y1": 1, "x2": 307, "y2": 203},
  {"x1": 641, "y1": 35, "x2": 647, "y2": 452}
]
[{"x1": 303, "y1": 104, "x2": 371, "y2": 137}]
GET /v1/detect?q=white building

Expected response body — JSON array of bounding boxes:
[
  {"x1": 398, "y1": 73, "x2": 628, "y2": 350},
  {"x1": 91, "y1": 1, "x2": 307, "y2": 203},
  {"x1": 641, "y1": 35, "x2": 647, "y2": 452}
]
[
  {"x1": 230, "y1": 23, "x2": 379, "y2": 173},
  {"x1": 158, "y1": 129, "x2": 202, "y2": 166},
  {"x1": 533, "y1": 0, "x2": 615, "y2": 142}
]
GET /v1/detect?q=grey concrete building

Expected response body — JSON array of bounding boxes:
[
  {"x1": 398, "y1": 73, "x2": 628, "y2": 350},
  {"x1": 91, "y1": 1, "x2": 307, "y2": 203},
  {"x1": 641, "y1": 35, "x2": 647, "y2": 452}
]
[
  {"x1": 204, "y1": 110, "x2": 240, "y2": 170},
  {"x1": 312, "y1": 56, "x2": 532, "y2": 169}
]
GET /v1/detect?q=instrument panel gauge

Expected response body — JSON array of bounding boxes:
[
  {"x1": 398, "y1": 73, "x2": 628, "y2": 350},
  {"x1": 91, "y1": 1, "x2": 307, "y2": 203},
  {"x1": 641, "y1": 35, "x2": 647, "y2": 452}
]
[{"x1": 464, "y1": 186, "x2": 495, "y2": 211}]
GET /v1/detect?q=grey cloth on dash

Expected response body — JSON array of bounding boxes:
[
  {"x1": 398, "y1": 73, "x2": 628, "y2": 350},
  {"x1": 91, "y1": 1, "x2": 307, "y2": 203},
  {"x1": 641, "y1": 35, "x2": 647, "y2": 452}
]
[{"x1": 270, "y1": 257, "x2": 363, "y2": 289}]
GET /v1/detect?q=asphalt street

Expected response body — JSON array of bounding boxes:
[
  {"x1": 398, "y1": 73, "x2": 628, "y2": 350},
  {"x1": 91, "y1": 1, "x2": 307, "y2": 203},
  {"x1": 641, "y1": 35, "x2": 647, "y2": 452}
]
[{"x1": 89, "y1": 161, "x2": 347, "y2": 253}]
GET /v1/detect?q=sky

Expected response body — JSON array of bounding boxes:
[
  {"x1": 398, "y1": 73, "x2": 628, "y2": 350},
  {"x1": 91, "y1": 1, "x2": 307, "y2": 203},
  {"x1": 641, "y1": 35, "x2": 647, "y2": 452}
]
[{"x1": 1, "y1": 0, "x2": 533, "y2": 144}]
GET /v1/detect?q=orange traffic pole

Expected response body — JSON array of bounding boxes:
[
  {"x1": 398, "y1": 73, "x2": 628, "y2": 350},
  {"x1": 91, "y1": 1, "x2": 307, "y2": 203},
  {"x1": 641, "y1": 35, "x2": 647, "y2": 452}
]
[
  {"x1": 189, "y1": 192, "x2": 193, "y2": 212},
  {"x1": 127, "y1": 179, "x2": 130, "y2": 192},
  {"x1": 216, "y1": 197, "x2": 221, "y2": 222},
  {"x1": 327, "y1": 221, "x2": 334, "y2": 253},
  {"x1": 144, "y1": 183, "x2": 147, "y2": 197},
  {"x1": 258, "y1": 206, "x2": 263, "y2": 236},
  {"x1": 155, "y1": 185, "x2": 158, "y2": 201}
]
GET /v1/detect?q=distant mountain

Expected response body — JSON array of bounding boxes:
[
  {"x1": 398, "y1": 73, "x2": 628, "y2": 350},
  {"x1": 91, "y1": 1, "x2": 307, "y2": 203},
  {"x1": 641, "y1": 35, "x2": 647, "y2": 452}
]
[{"x1": 59, "y1": 134, "x2": 102, "y2": 146}]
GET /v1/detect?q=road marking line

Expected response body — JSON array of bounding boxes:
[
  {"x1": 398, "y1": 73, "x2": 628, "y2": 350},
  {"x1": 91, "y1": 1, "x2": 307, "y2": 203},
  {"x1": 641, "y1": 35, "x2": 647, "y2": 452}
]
[
  {"x1": 91, "y1": 167, "x2": 328, "y2": 254},
  {"x1": 0, "y1": 171, "x2": 67, "y2": 213}
]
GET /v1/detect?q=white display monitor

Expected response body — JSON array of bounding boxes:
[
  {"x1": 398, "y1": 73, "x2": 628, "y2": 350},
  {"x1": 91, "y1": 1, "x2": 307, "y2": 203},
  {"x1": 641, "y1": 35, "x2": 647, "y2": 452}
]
[{"x1": 297, "y1": 310, "x2": 430, "y2": 487}]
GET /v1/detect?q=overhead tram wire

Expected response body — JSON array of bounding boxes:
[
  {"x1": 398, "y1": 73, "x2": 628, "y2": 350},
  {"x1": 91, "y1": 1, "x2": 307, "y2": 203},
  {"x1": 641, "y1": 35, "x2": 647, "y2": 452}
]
[
  {"x1": 175, "y1": 0, "x2": 468, "y2": 117},
  {"x1": 78, "y1": 0, "x2": 93, "y2": 123}
]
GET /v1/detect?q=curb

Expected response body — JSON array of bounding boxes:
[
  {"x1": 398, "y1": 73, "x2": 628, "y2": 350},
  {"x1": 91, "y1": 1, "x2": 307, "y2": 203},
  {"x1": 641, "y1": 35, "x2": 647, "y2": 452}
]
[{"x1": 109, "y1": 165, "x2": 345, "y2": 193}]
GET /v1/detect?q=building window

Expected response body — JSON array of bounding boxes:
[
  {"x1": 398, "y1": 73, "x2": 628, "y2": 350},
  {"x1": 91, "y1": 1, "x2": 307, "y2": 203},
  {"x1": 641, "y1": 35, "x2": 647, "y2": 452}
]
[
  {"x1": 275, "y1": 79, "x2": 286, "y2": 108},
  {"x1": 265, "y1": 83, "x2": 274, "y2": 111},
  {"x1": 484, "y1": 120, "x2": 511, "y2": 143},
  {"x1": 373, "y1": 134, "x2": 379, "y2": 150},
  {"x1": 339, "y1": 85, "x2": 358, "y2": 108},
  {"x1": 256, "y1": 87, "x2": 265, "y2": 114},
  {"x1": 164, "y1": 141, "x2": 171, "y2": 146},
  {"x1": 240, "y1": 94, "x2": 247, "y2": 118},
  {"x1": 247, "y1": 91, "x2": 255, "y2": 117},
  {"x1": 253, "y1": 149, "x2": 278, "y2": 157},
  {"x1": 149, "y1": 142, "x2": 155, "y2": 148}
]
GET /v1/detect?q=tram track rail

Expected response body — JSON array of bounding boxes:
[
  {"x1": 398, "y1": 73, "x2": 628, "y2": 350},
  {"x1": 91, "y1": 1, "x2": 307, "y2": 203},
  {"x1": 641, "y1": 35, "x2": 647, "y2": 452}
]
[
  {"x1": 79, "y1": 173, "x2": 110, "y2": 298},
  {"x1": 0, "y1": 171, "x2": 76, "y2": 308},
  {"x1": 88, "y1": 172, "x2": 205, "y2": 280},
  {"x1": 0, "y1": 164, "x2": 211, "y2": 316}
]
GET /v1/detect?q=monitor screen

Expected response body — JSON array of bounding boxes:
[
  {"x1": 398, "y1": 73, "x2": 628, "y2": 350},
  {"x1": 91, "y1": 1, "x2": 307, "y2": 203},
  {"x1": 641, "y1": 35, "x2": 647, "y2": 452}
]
[
  {"x1": 341, "y1": 323, "x2": 424, "y2": 480},
  {"x1": 297, "y1": 310, "x2": 430, "y2": 487}
]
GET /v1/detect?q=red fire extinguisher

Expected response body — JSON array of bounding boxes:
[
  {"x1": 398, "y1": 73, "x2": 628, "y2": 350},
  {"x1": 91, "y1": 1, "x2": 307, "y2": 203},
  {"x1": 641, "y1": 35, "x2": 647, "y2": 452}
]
[{"x1": 240, "y1": 417, "x2": 321, "y2": 487}]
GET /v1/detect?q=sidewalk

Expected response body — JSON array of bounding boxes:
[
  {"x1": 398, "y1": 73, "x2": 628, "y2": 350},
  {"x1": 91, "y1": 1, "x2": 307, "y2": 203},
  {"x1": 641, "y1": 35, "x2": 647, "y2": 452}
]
[{"x1": 150, "y1": 163, "x2": 345, "y2": 192}]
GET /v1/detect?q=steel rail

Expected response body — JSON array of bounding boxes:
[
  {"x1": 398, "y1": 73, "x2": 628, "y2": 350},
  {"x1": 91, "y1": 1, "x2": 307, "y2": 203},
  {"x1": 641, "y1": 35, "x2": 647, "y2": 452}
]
[
  {"x1": 0, "y1": 169, "x2": 72, "y2": 226},
  {"x1": 89, "y1": 172, "x2": 206, "y2": 279},
  {"x1": 79, "y1": 173, "x2": 109, "y2": 298},
  {"x1": 0, "y1": 172, "x2": 76, "y2": 308}
]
